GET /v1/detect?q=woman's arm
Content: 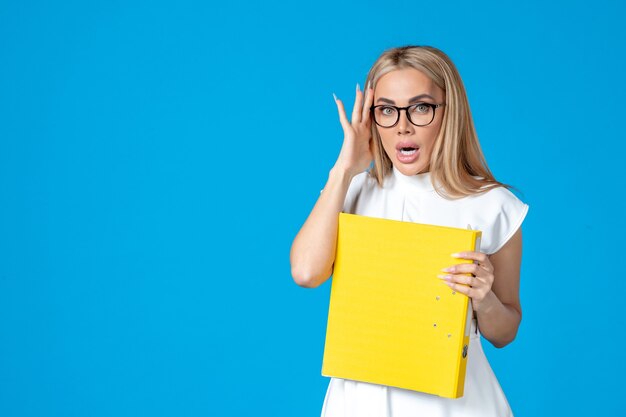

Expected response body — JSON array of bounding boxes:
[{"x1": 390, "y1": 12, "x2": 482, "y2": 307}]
[
  {"x1": 290, "y1": 83, "x2": 375, "y2": 288},
  {"x1": 475, "y1": 227, "x2": 523, "y2": 347},
  {"x1": 440, "y1": 227, "x2": 523, "y2": 348},
  {"x1": 289, "y1": 166, "x2": 353, "y2": 288}
]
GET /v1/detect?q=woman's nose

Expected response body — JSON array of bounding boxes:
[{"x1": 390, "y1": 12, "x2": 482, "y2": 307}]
[{"x1": 397, "y1": 109, "x2": 413, "y2": 133}]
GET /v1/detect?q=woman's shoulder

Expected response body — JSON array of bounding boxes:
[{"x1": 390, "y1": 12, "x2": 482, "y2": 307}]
[
  {"x1": 342, "y1": 170, "x2": 380, "y2": 213},
  {"x1": 351, "y1": 169, "x2": 377, "y2": 187},
  {"x1": 464, "y1": 181, "x2": 527, "y2": 208},
  {"x1": 467, "y1": 184, "x2": 530, "y2": 254}
]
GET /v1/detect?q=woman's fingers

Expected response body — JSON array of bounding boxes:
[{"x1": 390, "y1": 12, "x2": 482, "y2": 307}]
[
  {"x1": 334, "y1": 94, "x2": 351, "y2": 131},
  {"x1": 451, "y1": 251, "x2": 493, "y2": 272},
  {"x1": 351, "y1": 83, "x2": 363, "y2": 124},
  {"x1": 446, "y1": 263, "x2": 494, "y2": 279},
  {"x1": 438, "y1": 273, "x2": 475, "y2": 286},
  {"x1": 445, "y1": 263, "x2": 481, "y2": 276},
  {"x1": 333, "y1": 84, "x2": 374, "y2": 141},
  {"x1": 361, "y1": 81, "x2": 374, "y2": 122},
  {"x1": 438, "y1": 274, "x2": 487, "y2": 300},
  {"x1": 335, "y1": 82, "x2": 372, "y2": 132},
  {"x1": 439, "y1": 251, "x2": 495, "y2": 306},
  {"x1": 450, "y1": 252, "x2": 494, "y2": 274},
  {"x1": 443, "y1": 280, "x2": 474, "y2": 298}
]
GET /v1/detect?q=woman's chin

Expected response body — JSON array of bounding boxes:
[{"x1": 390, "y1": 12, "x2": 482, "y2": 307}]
[{"x1": 393, "y1": 164, "x2": 429, "y2": 176}]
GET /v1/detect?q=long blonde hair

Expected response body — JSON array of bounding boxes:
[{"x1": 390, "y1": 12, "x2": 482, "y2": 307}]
[{"x1": 364, "y1": 45, "x2": 518, "y2": 199}]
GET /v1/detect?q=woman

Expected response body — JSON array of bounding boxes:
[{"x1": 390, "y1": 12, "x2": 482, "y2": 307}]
[{"x1": 290, "y1": 45, "x2": 529, "y2": 417}]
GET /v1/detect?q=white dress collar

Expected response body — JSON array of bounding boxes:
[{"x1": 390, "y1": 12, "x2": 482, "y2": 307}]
[{"x1": 391, "y1": 165, "x2": 437, "y2": 193}]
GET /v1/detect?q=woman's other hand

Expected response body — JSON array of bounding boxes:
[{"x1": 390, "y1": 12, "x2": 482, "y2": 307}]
[
  {"x1": 438, "y1": 251, "x2": 495, "y2": 313},
  {"x1": 332, "y1": 82, "x2": 374, "y2": 178},
  {"x1": 437, "y1": 230, "x2": 523, "y2": 347}
]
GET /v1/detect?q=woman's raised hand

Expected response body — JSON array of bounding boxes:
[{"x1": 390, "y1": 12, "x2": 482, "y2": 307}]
[{"x1": 332, "y1": 82, "x2": 375, "y2": 178}]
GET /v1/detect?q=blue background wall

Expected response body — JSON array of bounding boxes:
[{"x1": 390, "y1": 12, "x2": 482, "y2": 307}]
[{"x1": 1, "y1": 0, "x2": 624, "y2": 415}]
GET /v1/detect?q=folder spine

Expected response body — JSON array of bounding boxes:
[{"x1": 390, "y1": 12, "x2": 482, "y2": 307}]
[{"x1": 451, "y1": 230, "x2": 481, "y2": 398}]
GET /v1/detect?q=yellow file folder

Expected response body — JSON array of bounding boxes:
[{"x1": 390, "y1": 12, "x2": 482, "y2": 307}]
[{"x1": 321, "y1": 213, "x2": 482, "y2": 399}]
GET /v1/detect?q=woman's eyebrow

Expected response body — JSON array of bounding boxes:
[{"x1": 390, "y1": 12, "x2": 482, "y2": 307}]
[{"x1": 376, "y1": 94, "x2": 435, "y2": 104}]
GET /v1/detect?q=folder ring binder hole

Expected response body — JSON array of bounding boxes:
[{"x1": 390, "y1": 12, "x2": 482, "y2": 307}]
[{"x1": 436, "y1": 296, "x2": 440, "y2": 300}]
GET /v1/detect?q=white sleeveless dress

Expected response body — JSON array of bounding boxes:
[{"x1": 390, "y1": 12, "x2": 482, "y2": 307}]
[{"x1": 320, "y1": 166, "x2": 529, "y2": 417}]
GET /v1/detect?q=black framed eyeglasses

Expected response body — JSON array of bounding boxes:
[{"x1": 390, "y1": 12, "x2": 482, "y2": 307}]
[{"x1": 370, "y1": 102, "x2": 445, "y2": 128}]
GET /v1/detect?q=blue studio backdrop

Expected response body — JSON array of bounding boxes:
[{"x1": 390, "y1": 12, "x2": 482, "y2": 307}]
[{"x1": 1, "y1": 0, "x2": 624, "y2": 416}]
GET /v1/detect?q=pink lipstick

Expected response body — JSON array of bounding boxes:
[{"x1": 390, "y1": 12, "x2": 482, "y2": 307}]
[{"x1": 395, "y1": 141, "x2": 420, "y2": 164}]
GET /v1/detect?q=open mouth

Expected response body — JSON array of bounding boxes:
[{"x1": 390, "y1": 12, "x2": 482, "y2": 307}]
[
  {"x1": 399, "y1": 147, "x2": 418, "y2": 155},
  {"x1": 395, "y1": 143, "x2": 421, "y2": 163}
]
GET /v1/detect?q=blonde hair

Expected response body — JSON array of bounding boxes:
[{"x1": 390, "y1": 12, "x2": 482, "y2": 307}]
[{"x1": 364, "y1": 45, "x2": 518, "y2": 199}]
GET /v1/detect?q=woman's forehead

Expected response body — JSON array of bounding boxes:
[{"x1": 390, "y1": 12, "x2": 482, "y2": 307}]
[{"x1": 375, "y1": 68, "x2": 441, "y2": 102}]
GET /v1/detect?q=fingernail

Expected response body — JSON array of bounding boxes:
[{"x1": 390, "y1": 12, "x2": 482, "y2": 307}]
[
  {"x1": 441, "y1": 267, "x2": 454, "y2": 272},
  {"x1": 437, "y1": 274, "x2": 451, "y2": 281},
  {"x1": 451, "y1": 253, "x2": 462, "y2": 258},
  {"x1": 356, "y1": 82, "x2": 360, "y2": 92},
  {"x1": 333, "y1": 92, "x2": 337, "y2": 101}
]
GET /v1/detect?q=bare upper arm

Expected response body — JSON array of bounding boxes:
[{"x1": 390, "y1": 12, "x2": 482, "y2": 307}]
[{"x1": 488, "y1": 227, "x2": 523, "y2": 317}]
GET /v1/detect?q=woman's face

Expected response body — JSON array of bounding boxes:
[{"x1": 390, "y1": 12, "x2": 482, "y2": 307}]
[{"x1": 373, "y1": 68, "x2": 445, "y2": 175}]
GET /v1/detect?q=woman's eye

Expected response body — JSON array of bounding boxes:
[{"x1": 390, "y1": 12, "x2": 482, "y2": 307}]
[
  {"x1": 381, "y1": 106, "x2": 395, "y2": 115},
  {"x1": 412, "y1": 103, "x2": 430, "y2": 113}
]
